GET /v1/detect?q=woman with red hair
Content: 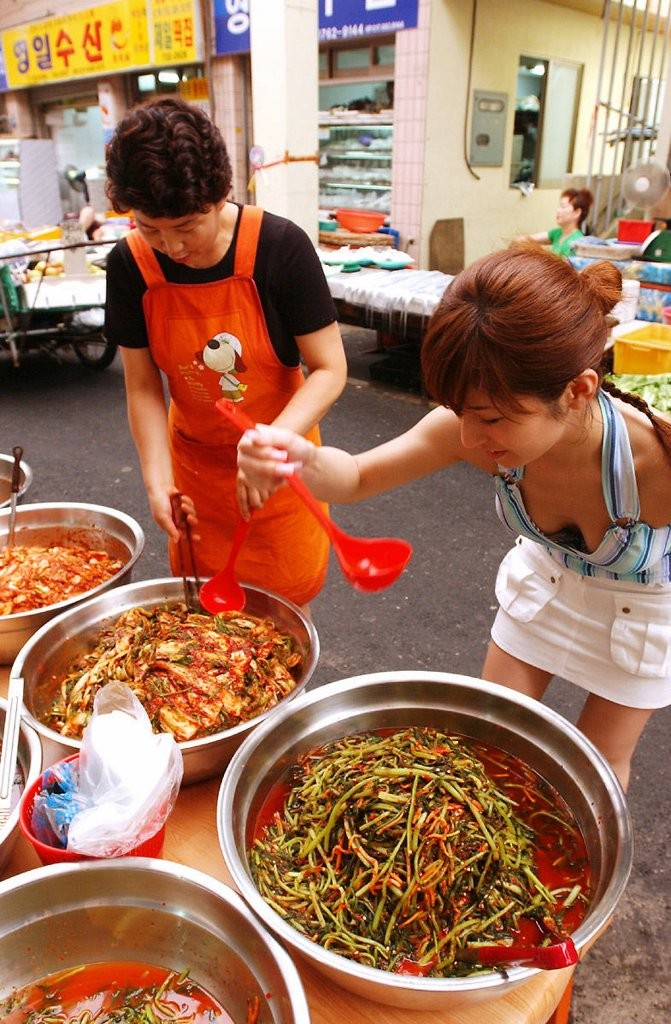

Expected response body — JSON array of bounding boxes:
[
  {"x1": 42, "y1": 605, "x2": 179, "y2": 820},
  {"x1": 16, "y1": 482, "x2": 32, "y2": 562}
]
[
  {"x1": 521, "y1": 187, "x2": 594, "y2": 257},
  {"x1": 236, "y1": 243, "x2": 671, "y2": 790}
]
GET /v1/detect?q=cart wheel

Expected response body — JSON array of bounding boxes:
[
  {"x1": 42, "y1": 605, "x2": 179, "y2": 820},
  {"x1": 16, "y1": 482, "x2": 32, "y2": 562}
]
[{"x1": 73, "y1": 335, "x2": 118, "y2": 370}]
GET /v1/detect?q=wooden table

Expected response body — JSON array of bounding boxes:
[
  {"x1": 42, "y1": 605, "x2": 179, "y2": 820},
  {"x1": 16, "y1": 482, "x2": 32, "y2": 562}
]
[{"x1": 1, "y1": 667, "x2": 573, "y2": 1024}]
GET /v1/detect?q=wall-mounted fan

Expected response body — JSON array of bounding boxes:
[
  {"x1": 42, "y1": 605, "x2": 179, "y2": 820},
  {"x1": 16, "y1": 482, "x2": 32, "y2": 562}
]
[
  {"x1": 621, "y1": 159, "x2": 671, "y2": 262},
  {"x1": 63, "y1": 164, "x2": 90, "y2": 205}
]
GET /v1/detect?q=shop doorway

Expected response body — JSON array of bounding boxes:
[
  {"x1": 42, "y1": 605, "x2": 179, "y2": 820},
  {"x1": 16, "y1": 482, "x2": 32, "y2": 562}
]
[{"x1": 43, "y1": 101, "x2": 107, "y2": 215}]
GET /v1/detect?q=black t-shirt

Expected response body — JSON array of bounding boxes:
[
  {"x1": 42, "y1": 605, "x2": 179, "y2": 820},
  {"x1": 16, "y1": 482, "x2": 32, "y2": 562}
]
[{"x1": 104, "y1": 205, "x2": 337, "y2": 366}]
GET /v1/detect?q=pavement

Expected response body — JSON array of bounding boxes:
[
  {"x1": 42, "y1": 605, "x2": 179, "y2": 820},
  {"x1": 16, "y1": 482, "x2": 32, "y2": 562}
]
[{"x1": 1, "y1": 326, "x2": 669, "y2": 1023}]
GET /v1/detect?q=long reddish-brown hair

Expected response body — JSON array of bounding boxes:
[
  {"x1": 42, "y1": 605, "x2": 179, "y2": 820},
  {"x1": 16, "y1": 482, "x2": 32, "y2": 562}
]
[{"x1": 421, "y1": 243, "x2": 671, "y2": 454}]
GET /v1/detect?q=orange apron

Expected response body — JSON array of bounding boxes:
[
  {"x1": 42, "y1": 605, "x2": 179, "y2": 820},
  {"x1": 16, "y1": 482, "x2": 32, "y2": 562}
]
[{"x1": 126, "y1": 206, "x2": 329, "y2": 605}]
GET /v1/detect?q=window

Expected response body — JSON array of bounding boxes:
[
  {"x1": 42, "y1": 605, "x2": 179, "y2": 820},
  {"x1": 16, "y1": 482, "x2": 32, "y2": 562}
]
[
  {"x1": 319, "y1": 38, "x2": 395, "y2": 80},
  {"x1": 511, "y1": 55, "x2": 582, "y2": 188},
  {"x1": 319, "y1": 38, "x2": 395, "y2": 114}
]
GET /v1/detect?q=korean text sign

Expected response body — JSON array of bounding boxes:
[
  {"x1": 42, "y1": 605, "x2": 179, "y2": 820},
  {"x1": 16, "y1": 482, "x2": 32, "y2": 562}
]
[
  {"x1": 1, "y1": 0, "x2": 199, "y2": 88},
  {"x1": 214, "y1": 0, "x2": 418, "y2": 56}
]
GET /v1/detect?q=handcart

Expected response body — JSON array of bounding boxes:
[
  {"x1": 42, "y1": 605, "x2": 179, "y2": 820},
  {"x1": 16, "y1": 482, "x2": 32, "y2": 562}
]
[{"x1": 0, "y1": 240, "x2": 117, "y2": 370}]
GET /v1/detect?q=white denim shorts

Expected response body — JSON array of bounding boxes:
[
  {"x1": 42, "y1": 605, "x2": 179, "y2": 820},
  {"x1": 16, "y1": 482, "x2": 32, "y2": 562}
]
[{"x1": 491, "y1": 536, "x2": 671, "y2": 709}]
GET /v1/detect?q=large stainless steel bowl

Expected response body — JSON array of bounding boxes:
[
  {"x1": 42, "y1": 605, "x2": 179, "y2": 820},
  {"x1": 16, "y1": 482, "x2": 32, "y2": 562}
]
[
  {"x1": 0, "y1": 501, "x2": 145, "y2": 663},
  {"x1": 0, "y1": 858, "x2": 310, "y2": 1024},
  {"x1": 218, "y1": 671, "x2": 633, "y2": 1012},
  {"x1": 0, "y1": 453, "x2": 32, "y2": 509},
  {"x1": 0, "y1": 696, "x2": 42, "y2": 874},
  {"x1": 12, "y1": 577, "x2": 319, "y2": 784}
]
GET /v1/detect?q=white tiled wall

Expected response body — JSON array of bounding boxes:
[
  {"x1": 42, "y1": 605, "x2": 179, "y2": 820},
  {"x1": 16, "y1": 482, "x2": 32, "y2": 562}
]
[
  {"x1": 390, "y1": 0, "x2": 431, "y2": 260},
  {"x1": 212, "y1": 56, "x2": 252, "y2": 205}
]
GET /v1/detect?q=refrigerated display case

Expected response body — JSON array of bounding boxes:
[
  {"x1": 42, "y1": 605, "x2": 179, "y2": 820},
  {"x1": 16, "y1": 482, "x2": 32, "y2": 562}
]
[{"x1": 319, "y1": 113, "x2": 393, "y2": 212}]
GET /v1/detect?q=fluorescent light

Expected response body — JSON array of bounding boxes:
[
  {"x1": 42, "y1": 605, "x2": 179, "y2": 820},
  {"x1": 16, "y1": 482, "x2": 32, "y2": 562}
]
[{"x1": 158, "y1": 71, "x2": 180, "y2": 84}]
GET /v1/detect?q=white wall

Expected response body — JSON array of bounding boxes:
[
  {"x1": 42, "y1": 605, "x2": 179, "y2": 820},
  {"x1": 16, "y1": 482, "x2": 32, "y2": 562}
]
[{"x1": 418, "y1": 0, "x2": 655, "y2": 265}]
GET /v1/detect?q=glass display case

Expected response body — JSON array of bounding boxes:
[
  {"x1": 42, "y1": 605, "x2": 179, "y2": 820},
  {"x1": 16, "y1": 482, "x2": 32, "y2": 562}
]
[
  {"x1": 319, "y1": 113, "x2": 393, "y2": 212},
  {"x1": 0, "y1": 138, "x2": 63, "y2": 228}
]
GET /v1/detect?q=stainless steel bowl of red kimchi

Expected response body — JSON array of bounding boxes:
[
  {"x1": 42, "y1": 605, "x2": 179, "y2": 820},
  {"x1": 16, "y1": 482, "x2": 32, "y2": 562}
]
[
  {"x1": 0, "y1": 501, "x2": 145, "y2": 663},
  {"x1": 11, "y1": 577, "x2": 319, "y2": 784},
  {"x1": 218, "y1": 670, "x2": 633, "y2": 1011},
  {"x1": 0, "y1": 858, "x2": 310, "y2": 1024}
]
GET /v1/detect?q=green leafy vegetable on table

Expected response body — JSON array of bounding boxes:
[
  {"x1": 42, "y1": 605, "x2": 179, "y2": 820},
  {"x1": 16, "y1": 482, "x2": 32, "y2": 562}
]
[{"x1": 608, "y1": 373, "x2": 671, "y2": 412}]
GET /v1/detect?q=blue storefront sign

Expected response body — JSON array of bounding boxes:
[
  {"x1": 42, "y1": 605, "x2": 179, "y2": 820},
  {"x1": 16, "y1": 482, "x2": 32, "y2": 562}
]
[{"x1": 214, "y1": 0, "x2": 418, "y2": 56}]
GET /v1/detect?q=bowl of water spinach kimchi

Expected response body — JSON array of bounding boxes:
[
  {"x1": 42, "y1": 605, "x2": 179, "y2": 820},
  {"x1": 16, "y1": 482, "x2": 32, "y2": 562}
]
[
  {"x1": 0, "y1": 858, "x2": 310, "y2": 1024},
  {"x1": 0, "y1": 501, "x2": 144, "y2": 663},
  {"x1": 12, "y1": 577, "x2": 319, "y2": 784},
  {"x1": 218, "y1": 670, "x2": 633, "y2": 1011}
]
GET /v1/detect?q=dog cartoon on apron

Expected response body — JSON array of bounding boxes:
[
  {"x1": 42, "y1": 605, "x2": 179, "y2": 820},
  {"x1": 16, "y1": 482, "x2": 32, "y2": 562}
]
[{"x1": 126, "y1": 205, "x2": 329, "y2": 605}]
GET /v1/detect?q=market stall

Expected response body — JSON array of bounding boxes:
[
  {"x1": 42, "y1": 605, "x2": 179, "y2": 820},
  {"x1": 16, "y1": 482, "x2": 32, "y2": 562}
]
[
  {"x1": 570, "y1": 251, "x2": 671, "y2": 323},
  {"x1": 0, "y1": 663, "x2": 577, "y2": 1024},
  {"x1": 0, "y1": 239, "x2": 115, "y2": 369},
  {"x1": 322, "y1": 259, "x2": 452, "y2": 392}
]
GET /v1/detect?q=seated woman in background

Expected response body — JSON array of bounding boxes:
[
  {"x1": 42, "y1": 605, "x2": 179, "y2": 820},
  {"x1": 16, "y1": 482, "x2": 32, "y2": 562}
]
[
  {"x1": 78, "y1": 205, "x2": 106, "y2": 242},
  {"x1": 520, "y1": 187, "x2": 594, "y2": 258}
]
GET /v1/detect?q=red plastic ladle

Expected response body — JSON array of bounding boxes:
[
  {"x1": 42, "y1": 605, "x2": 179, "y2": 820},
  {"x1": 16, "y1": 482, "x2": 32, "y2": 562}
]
[
  {"x1": 215, "y1": 399, "x2": 413, "y2": 592},
  {"x1": 199, "y1": 517, "x2": 252, "y2": 613}
]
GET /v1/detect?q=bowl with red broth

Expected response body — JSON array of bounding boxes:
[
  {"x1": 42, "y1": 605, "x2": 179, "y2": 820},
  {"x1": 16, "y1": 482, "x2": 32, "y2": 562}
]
[
  {"x1": 0, "y1": 858, "x2": 310, "y2": 1024},
  {"x1": 0, "y1": 695, "x2": 42, "y2": 874},
  {"x1": 217, "y1": 671, "x2": 633, "y2": 1011}
]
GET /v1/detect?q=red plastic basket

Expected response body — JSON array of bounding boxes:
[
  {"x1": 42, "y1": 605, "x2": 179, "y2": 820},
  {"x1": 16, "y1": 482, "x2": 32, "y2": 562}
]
[
  {"x1": 19, "y1": 754, "x2": 166, "y2": 865},
  {"x1": 617, "y1": 219, "x2": 654, "y2": 243}
]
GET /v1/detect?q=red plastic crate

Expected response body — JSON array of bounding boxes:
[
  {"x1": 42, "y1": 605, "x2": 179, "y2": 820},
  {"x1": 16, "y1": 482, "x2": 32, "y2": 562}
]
[{"x1": 617, "y1": 219, "x2": 654, "y2": 243}]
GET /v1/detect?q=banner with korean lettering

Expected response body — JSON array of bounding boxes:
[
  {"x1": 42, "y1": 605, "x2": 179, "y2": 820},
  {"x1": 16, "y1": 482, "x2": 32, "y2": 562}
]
[
  {"x1": 1, "y1": 3, "x2": 150, "y2": 88},
  {"x1": 318, "y1": 0, "x2": 418, "y2": 42},
  {"x1": 152, "y1": 0, "x2": 199, "y2": 65},
  {"x1": 214, "y1": 0, "x2": 418, "y2": 56}
]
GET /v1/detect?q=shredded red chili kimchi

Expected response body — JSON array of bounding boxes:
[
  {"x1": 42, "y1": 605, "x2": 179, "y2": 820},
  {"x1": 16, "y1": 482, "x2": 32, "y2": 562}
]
[
  {"x1": 0, "y1": 544, "x2": 123, "y2": 615},
  {"x1": 47, "y1": 602, "x2": 304, "y2": 742}
]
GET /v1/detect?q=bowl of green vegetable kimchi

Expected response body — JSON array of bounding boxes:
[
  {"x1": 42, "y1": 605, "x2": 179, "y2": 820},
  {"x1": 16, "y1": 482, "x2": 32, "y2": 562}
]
[
  {"x1": 218, "y1": 670, "x2": 633, "y2": 1010},
  {"x1": 11, "y1": 577, "x2": 319, "y2": 784},
  {"x1": 0, "y1": 858, "x2": 310, "y2": 1024}
]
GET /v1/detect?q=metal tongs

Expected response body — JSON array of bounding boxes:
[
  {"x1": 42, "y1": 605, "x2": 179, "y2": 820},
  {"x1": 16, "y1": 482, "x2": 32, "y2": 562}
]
[
  {"x1": 170, "y1": 493, "x2": 202, "y2": 610},
  {"x1": 0, "y1": 677, "x2": 24, "y2": 829}
]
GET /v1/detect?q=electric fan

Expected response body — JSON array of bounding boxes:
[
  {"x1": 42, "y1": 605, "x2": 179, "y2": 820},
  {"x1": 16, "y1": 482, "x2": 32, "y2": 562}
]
[
  {"x1": 63, "y1": 165, "x2": 90, "y2": 204},
  {"x1": 621, "y1": 159, "x2": 671, "y2": 261}
]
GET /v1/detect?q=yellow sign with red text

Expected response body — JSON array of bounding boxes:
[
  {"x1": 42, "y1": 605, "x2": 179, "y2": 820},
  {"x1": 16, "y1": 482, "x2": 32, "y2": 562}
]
[{"x1": 1, "y1": 0, "x2": 199, "y2": 88}]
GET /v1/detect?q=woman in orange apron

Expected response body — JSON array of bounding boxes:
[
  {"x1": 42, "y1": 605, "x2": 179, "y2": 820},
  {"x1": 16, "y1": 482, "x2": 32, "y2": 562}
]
[{"x1": 104, "y1": 97, "x2": 347, "y2": 608}]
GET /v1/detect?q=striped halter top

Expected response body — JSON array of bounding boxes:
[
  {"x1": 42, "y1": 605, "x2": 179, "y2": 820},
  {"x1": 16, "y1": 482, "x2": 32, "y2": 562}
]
[{"x1": 493, "y1": 389, "x2": 671, "y2": 583}]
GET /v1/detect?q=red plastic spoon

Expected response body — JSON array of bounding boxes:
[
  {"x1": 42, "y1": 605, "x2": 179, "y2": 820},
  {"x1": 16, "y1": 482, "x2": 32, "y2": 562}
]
[
  {"x1": 199, "y1": 517, "x2": 252, "y2": 613},
  {"x1": 459, "y1": 937, "x2": 578, "y2": 971},
  {"x1": 215, "y1": 399, "x2": 413, "y2": 592}
]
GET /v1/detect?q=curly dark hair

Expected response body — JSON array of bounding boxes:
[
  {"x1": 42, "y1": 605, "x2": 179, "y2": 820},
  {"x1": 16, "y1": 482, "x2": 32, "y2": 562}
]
[{"x1": 105, "y1": 97, "x2": 233, "y2": 217}]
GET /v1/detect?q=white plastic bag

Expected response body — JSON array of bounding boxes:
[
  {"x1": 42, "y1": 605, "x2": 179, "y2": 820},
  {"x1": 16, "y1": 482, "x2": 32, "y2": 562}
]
[{"x1": 66, "y1": 681, "x2": 183, "y2": 857}]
